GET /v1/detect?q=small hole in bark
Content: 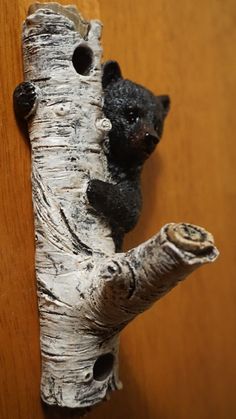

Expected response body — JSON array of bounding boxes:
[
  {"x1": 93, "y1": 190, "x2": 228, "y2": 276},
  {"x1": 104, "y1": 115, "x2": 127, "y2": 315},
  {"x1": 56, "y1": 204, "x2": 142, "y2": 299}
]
[
  {"x1": 84, "y1": 372, "x2": 92, "y2": 381},
  {"x1": 93, "y1": 353, "x2": 114, "y2": 381},
  {"x1": 72, "y1": 45, "x2": 93, "y2": 75}
]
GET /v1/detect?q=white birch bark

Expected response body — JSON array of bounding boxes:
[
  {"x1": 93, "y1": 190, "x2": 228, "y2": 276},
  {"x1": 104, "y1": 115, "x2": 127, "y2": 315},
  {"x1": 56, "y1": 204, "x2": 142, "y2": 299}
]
[{"x1": 21, "y1": 3, "x2": 219, "y2": 410}]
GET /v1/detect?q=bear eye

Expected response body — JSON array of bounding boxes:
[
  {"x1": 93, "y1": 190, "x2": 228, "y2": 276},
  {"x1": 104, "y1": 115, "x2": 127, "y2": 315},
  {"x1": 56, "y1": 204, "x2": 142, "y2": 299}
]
[
  {"x1": 154, "y1": 121, "x2": 160, "y2": 133},
  {"x1": 125, "y1": 108, "x2": 140, "y2": 124}
]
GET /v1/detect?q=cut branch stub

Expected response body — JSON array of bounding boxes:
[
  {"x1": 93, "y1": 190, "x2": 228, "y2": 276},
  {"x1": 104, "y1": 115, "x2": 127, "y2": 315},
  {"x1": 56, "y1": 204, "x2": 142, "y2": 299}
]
[
  {"x1": 20, "y1": 2, "x2": 219, "y2": 411},
  {"x1": 85, "y1": 223, "x2": 218, "y2": 331}
]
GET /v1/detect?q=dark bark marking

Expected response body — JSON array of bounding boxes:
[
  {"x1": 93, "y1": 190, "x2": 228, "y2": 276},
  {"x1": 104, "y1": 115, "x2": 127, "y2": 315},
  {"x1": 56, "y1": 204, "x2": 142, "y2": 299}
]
[{"x1": 59, "y1": 207, "x2": 93, "y2": 256}]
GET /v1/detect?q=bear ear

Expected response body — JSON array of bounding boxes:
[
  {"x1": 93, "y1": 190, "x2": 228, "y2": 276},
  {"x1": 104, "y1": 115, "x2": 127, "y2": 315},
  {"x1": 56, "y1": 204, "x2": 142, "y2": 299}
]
[
  {"x1": 102, "y1": 60, "x2": 123, "y2": 89},
  {"x1": 157, "y1": 95, "x2": 171, "y2": 117}
]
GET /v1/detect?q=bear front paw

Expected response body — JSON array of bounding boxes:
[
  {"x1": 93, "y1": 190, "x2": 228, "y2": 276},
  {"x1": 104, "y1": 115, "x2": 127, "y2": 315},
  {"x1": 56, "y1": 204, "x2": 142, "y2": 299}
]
[
  {"x1": 87, "y1": 179, "x2": 107, "y2": 210},
  {"x1": 13, "y1": 82, "x2": 40, "y2": 119}
]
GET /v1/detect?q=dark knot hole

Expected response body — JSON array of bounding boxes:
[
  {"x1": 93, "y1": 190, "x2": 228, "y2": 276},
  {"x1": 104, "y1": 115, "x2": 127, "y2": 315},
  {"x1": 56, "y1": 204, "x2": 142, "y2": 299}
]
[
  {"x1": 72, "y1": 45, "x2": 93, "y2": 76},
  {"x1": 93, "y1": 353, "x2": 115, "y2": 381}
]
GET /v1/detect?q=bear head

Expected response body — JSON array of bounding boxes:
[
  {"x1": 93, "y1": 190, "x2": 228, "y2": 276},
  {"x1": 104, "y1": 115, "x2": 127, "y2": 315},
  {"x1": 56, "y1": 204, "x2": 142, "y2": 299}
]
[{"x1": 102, "y1": 60, "x2": 170, "y2": 168}]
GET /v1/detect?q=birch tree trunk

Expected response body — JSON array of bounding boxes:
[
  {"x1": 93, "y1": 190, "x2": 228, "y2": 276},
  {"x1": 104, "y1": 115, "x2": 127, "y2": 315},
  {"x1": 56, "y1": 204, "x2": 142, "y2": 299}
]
[{"x1": 20, "y1": 3, "x2": 219, "y2": 410}]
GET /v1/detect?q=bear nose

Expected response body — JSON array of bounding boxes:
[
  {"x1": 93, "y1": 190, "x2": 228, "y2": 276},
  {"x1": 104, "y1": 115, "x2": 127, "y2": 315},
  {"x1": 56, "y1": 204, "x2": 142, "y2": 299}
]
[{"x1": 145, "y1": 132, "x2": 159, "y2": 145}]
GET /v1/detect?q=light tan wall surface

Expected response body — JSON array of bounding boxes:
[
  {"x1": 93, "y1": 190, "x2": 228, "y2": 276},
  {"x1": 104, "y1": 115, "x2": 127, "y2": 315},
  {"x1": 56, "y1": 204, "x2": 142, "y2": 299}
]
[{"x1": 0, "y1": 0, "x2": 236, "y2": 418}]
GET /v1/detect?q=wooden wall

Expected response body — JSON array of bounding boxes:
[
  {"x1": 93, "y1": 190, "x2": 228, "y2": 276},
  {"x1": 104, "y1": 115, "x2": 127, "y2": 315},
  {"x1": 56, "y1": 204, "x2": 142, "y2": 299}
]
[{"x1": 0, "y1": 0, "x2": 235, "y2": 418}]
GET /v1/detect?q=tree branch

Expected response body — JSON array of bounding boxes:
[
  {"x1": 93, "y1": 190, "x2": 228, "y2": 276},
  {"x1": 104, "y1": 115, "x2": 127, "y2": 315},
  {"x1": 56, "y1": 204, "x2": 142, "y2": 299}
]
[{"x1": 86, "y1": 223, "x2": 218, "y2": 332}]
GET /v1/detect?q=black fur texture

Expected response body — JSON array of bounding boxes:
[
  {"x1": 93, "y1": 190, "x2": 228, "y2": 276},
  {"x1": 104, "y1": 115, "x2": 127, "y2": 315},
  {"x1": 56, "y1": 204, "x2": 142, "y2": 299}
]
[{"x1": 87, "y1": 61, "x2": 170, "y2": 250}]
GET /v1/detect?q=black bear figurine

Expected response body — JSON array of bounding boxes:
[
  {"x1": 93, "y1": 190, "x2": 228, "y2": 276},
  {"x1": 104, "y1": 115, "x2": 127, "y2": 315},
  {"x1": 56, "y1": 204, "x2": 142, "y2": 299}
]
[{"x1": 87, "y1": 61, "x2": 170, "y2": 251}]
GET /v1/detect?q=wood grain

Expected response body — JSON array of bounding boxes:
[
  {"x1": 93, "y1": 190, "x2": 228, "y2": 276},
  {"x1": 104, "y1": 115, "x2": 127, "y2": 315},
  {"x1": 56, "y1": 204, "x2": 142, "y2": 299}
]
[{"x1": 0, "y1": 0, "x2": 236, "y2": 418}]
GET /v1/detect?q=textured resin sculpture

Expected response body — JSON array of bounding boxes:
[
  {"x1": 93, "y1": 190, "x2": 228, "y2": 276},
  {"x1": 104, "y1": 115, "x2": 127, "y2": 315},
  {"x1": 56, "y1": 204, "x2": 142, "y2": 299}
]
[{"x1": 14, "y1": 3, "x2": 219, "y2": 411}]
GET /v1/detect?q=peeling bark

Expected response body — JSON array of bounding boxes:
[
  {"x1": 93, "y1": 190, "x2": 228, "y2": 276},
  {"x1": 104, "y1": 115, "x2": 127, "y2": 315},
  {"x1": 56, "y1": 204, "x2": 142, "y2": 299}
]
[{"x1": 19, "y1": 3, "x2": 219, "y2": 410}]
